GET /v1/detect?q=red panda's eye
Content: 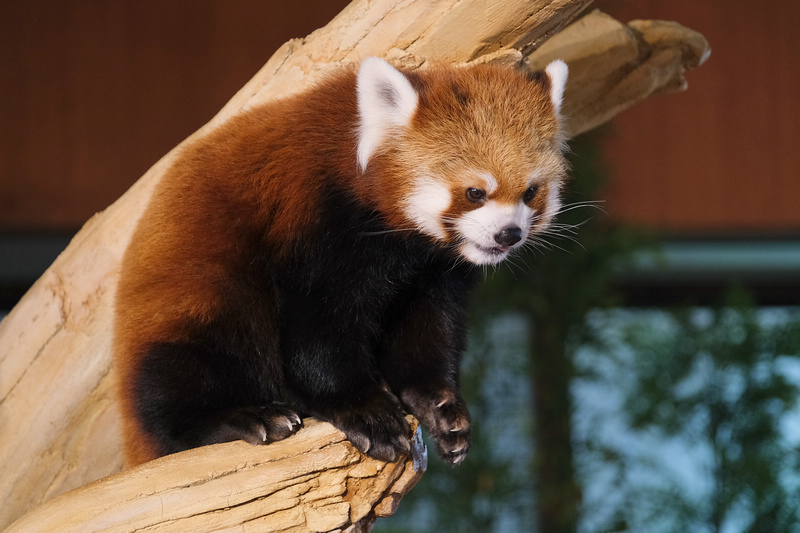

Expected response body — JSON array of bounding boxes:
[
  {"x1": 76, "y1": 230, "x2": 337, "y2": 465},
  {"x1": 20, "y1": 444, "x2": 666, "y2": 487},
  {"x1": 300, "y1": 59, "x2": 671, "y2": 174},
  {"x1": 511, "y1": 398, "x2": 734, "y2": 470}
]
[
  {"x1": 523, "y1": 185, "x2": 539, "y2": 203},
  {"x1": 465, "y1": 188, "x2": 486, "y2": 203}
]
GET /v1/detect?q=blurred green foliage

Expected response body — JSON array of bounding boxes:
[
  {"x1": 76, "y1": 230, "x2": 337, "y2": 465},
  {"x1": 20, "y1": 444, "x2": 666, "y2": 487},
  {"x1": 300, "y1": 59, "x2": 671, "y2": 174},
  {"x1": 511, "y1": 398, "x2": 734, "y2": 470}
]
[{"x1": 577, "y1": 291, "x2": 800, "y2": 532}]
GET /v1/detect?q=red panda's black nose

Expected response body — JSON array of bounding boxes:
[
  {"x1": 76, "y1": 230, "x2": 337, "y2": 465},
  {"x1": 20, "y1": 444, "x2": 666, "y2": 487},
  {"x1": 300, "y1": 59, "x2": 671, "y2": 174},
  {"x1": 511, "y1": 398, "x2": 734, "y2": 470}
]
[{"x1": 495, "y1": 226, "x2": 522, "y2": 247}]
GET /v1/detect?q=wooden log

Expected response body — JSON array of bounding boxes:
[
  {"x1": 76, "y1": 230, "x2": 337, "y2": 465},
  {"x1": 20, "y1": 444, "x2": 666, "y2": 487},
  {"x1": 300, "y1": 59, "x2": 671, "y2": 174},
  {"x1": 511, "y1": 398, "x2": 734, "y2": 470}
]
[
  {"x1": 0, "y1": 0, "x2": 708, "y2": 530},
  {"x1": 525, "y1": 10, "x2": 710, "y2": 136},
  {"x1": 4, "y1": 418, "x2": 426, "y2": 533}
]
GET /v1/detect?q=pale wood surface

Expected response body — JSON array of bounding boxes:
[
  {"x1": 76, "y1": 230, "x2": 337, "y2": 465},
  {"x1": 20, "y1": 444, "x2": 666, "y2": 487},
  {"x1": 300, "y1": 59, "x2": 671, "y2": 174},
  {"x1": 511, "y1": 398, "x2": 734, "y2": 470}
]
[
  {"x1": 526, "y1": 9, "x2": 710, "y2": 136},
  {"x1": 0, "y1": 0, "x2": 708, "y2": 530},
  {"x1": 4, "y1": 418, "x2": 426, "y2": 533}
]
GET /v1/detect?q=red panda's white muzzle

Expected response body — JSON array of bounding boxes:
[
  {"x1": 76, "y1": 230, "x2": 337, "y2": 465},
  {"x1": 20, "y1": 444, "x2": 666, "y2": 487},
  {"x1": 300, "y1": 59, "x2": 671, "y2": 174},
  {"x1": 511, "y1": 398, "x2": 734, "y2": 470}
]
[{"x1": 454, "y1": 200, "x2": 534, "y2": 265}]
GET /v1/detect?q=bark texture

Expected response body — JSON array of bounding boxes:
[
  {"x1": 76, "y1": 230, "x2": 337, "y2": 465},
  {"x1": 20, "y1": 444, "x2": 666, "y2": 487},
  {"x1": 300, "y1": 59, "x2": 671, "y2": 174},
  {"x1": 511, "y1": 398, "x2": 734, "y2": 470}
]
[
  {"x1": 0, "y1": 1, "x2": 708, "y2": 530},
  {"x1": 4, "y1": 419, "x2": 426, "y2": 533}
]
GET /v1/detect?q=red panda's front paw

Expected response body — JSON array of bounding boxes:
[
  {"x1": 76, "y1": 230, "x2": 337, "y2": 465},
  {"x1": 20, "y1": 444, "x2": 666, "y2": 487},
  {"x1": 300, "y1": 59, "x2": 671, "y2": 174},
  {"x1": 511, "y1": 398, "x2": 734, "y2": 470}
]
[
  {"x1": 202, "y1": 404, "x2": 303, "y2": 447},
  {"x1": 326, "y1": 392, "x2": 412, "y2": 463},
  {"x1": 431, "y1": 393, "x2": 471, "y2": 465},
  {"x1": 401, "y1": 389, "x2": 471, "y2": 465}
]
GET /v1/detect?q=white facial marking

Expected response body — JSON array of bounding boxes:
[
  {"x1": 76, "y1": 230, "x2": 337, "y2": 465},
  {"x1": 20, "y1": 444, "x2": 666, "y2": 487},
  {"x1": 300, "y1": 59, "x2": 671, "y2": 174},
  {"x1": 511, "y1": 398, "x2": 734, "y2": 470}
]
[
  {"x1": 405, "y1": 179, "x2": 451, "y2": 240},
  {"x1": 356, "y1": 57, "x2": 419, "y2": 172},
  {"x1": 545, "y1": 59, "x2": 568, "y2": 116},
  {"x1": 542, "y1": 183, "x2": 562, "y2": 225},
  {"x1": 479, "y1": 172, "x2": 498, "y2": 195},
  {"x1": 456, "y1": 200, "x2": 533, "y2": 265},
  {"x1": 527, "y1": 168, "x2": 544, "y2": 188}
]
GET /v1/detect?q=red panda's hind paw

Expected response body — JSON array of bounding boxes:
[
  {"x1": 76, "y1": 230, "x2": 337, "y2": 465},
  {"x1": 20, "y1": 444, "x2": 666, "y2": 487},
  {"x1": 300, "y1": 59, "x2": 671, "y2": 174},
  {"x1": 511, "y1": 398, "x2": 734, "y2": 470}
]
[
  {"x1": 326, "y1": 392, "x2": 412, "y2": 463},
  {"x1": 202, "y1": 404, "x2": 303, "y2": 447}
]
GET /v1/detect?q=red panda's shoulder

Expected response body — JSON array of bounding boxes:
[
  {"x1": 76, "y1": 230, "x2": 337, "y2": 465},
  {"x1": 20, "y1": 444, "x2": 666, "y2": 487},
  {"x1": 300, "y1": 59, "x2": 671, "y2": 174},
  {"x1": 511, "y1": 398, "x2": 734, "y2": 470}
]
[
  {"x1": 138, "y1": 70, "x2": 364, "y2": 257},
  {"x1": 114, "y1": 71, "x2": 366, "y2": 360}
]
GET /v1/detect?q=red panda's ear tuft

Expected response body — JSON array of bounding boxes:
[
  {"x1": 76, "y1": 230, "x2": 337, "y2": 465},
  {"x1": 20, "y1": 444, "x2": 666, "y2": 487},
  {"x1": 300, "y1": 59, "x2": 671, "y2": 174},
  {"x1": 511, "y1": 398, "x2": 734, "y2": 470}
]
[
  {"x1": 544, "y1": 59, "x2": 568, "y2": 116},
  {"x1": 356, "y1": 57, "x2": 419, "y2": 172}
]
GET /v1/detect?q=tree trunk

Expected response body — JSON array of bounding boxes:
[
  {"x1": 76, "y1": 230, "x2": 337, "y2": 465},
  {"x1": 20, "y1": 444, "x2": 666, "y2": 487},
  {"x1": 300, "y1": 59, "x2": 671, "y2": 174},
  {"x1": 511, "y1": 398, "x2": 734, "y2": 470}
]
[
  {"x1": 530, "y1": 315, "x2": 580, "y2": 533},
  {"x1": 0, "y1": 1, "x2": 709, "y2": 530}
]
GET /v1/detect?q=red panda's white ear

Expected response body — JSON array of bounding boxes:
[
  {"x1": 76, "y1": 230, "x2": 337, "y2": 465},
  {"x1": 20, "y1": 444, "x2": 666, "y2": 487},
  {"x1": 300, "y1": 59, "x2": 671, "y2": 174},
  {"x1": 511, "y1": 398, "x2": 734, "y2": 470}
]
[
  {"x1": 545, "y1": 59, "x2": 568, "y2": 116},
  {"x1": 356, "y1": 57, "x2": 419, "y2": 172}
]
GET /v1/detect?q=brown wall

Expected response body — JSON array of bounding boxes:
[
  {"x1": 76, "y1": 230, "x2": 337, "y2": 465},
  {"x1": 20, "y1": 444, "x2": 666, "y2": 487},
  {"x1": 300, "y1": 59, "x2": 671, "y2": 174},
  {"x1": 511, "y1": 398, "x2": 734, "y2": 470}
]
[
  {"x1": 0, "y1": 0, "x2": 348, "y2": 231},
  {"x1": 2, "y1": 1, "x2": 798, "y2": 235},
  {"x1": 597, "y1": 0, "x2": 800, "y2": 234}
]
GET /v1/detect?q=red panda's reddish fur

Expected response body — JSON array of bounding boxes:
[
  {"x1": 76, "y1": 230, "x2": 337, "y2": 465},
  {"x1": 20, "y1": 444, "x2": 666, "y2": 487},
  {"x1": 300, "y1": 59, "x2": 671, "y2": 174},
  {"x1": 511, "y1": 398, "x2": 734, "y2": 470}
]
[
  {"x1": 114, "y1": 60, "x2": 567, "y2": 466},
  {"x1": 115, "y1": 71, "x2": 363, "y2": 464}
]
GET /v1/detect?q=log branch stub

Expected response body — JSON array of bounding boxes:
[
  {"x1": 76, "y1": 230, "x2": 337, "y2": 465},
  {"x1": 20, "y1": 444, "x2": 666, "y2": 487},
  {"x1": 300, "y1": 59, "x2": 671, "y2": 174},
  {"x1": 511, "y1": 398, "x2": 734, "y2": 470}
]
[{"x1": 525, "y1": 9, "x2": 710, "y2": 136}]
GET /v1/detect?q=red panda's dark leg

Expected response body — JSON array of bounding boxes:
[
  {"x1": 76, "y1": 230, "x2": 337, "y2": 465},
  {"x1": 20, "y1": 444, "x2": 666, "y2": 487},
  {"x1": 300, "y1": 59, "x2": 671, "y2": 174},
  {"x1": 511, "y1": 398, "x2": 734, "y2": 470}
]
[
  {"x1": 130, "y1": 341, "x2": 302, "y2": 458},
  {"x1": 302, "y1": 383, "x2": 412, "y2": 462},
  {"x1": 378, "y1": 263, "x2": 477, "y2": 465},
  {"x1": 278, "y1": 293, "x2": 413, "y2": 463}
]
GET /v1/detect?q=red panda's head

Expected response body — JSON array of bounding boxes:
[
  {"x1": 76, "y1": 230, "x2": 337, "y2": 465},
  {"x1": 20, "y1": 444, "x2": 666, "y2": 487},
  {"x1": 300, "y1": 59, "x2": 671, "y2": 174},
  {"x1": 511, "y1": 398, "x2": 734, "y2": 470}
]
[{"x1": 355, "y1": 57, "x2": 569, "y2": 266}]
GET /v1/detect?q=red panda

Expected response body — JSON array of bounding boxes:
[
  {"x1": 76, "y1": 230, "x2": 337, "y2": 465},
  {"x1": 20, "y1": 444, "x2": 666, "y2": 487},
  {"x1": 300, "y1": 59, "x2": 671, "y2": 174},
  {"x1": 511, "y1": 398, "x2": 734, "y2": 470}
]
[{"x1": 114, "y1": 57, "x2": 569, "y2": 467}]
